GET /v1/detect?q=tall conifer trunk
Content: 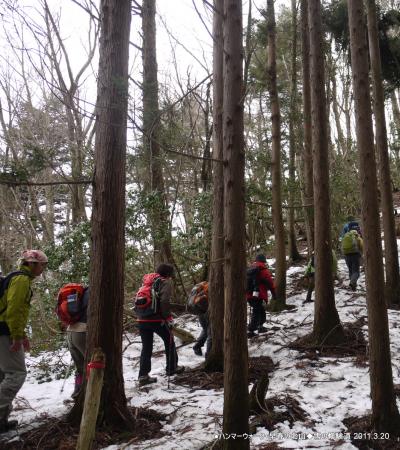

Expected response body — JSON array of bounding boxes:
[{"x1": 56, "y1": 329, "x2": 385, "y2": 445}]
[
  {"x1": 300, "y1": 0, "x2": 314, "y2": 252},
  {"x1": 308, "y1": 0, "x2": 344, "y2": 344},
  {"x1": 222, "y1": 0, "x2": 249, "y2": 447},
  {"x1": 142, "y1": 0, "x2": 173, "y2": 266},
  {"x1": 348, "y1": 0, "x2": 400, "y2": 433},
  {"x1": 366, "y1": 0, "x2": 400, "y2": 307},
  {"x1": 266, "y1": 0, "x2": 286, "y2": 308},
  {"x1": 71, "y1": 0, "x2": 133, "y2": 427},
  {"x1": 205, "y1": 0, "x2": 224, "y2": 373},
  {"x1": 288, "y1": 0, "x2": 301, "y2": 262}
]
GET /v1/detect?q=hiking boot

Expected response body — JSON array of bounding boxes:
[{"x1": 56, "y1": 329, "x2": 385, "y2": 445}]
[
  {"x1": 257, "y1": 326, "x2": 268, "y2": 333},
  {"x1": 247, "y1": 331, "x2": 256, "y2": 338},
  {"x1": 302, "y1": 298, "x2": 314, "y2": 305},
  {"x1": 138, "y1": 375, "x2": 157, "y2": 387},
  {"x1": 349, "y1": 281, "x2": 357, "y2": 291},
  {"x1": 0, "y1": 418, "x2": 18, "y2": 434},
  {"x1": 71, "y1": 384, "x2": 81, "y2": 399},
  {"x1": 166, "y1": 366, "x2": 185, "y2": 376},
  {"x1": 193, "y1": 345, "x2": 202, "y2": 356},
  {"x1": 71, "y1": 373, "x2": 83, "y2": 399}
]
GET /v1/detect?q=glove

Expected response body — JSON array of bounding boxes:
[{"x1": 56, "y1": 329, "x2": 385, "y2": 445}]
[
  {"x1": 10, "y1": 339, "x2": 23, "y2": 352},
  {"x1": 166, "y1": 319, "x2": 175, "y2": 329}
]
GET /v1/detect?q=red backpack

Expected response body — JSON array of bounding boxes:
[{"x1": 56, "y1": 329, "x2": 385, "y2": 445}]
[
  {"x1": 134, "y1": 273, "x2": 163, "y2": 318},
  {"x1": 56, "y1": 283, "x2": 86, "y2": 325}
]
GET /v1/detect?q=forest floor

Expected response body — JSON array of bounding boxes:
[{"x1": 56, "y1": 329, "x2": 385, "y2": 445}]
[{"x1": 1, "y1": 216, "x2": 400, "y2": 448}]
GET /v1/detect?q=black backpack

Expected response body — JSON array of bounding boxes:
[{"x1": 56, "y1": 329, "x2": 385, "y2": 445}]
[
  {"x1": 0, "y1": 271, "x2": 26, "y2": 315},
  {"x1": 246, "y1": 266, "x2": 260, "y2": 296}
]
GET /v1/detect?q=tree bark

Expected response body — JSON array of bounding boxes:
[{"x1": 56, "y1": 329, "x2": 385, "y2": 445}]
[
  {"x1": 288, "y1": 0, "x2": 301, "y2": 263},
  {"x1": 70, "y1": 0, "x2": 133, "y2": 428},
  {"x1": 266, "y1": 0, "x2": 286, "y2": 307},
  {"x1": 348, "y1": 0, "x2": 400, "y2": 433},
  {"x1": 201, "y1": 81, "x2": 213, "y2": 282},
  {"x1": 205, "y1": 0, "x2": 224, "y2": 373},
  {"x1": 308, "y1": 0, "x2": 344, "y2": 344},
  {"x1": 331, "y1": 74, "x2": 347, "y2": 156},
  {"x1": 367, "y1": 0, "x2": 400, "y2": 307},
  {"x1": 222, "y1": 0, "x2": 249, "y2": 447},
  {"x1": 300, "y1": 0, "x2": 314, "y2": 253},
  {"x1": 43, "y1": 3, "x2": 89, "y2": 224},
  {"x1": 142, "y1": 0, "x2": 173, "y2": 267}
]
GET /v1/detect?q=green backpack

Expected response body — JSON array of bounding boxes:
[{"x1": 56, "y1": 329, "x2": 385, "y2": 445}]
[{"x1": 341, "y1": 230, "x2": 360, "y2": 255}]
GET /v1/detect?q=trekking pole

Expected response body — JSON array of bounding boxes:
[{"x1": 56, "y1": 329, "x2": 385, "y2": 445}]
[{"x1": 60, "y1": 356, "x2": 75, "y2": 394}]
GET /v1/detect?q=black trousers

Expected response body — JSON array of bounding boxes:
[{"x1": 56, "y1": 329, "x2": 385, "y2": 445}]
[
  {"x1": 344, "y1": 253, "x2": 361, "y2": 286},
  {"x1": 138, "y1": 322, "x2": 178, "y2": 377},
  {"x1": 194, "y1": 312, "x2": 212, "y2": 357},
  {"x1": 305, "y1": 275, "x2": 315, "y2": 302},
  {"x1": 248, "y1": 298, "x2": 266, "y2": 332}
]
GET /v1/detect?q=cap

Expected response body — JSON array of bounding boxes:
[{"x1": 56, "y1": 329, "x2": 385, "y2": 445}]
[
  {"x1": 255, "y1": 254, "x2": 266, "y2": 263},
  {"x1": 21, "y1": 250, "x2": 48, "y2": 263}
]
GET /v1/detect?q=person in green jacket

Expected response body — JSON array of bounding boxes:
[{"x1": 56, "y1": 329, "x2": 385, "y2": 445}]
[
  {"x1": 0, "y1": 250, "x2": 48, "y2": 433},
  {"x1": 303, "y1": 250, "x2": 337, "y2": 304}
]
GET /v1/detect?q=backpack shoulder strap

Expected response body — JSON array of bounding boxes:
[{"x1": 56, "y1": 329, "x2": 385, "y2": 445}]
[{"x1": 152, "y1": 276, "x2": 163, "y2": 296}]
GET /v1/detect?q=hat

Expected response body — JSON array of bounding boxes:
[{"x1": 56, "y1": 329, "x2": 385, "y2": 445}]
[
  {"x1": 21, "y1": 250, "x2": 48, "y2": 263},
  {"x1": 255, "y1": 254, "x2": 266, "y2": 263}
]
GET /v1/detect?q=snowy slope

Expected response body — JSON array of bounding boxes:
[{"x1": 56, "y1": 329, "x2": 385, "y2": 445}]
[{"x1": 3, "y1": 251, "x2": 400, "y2": 449}]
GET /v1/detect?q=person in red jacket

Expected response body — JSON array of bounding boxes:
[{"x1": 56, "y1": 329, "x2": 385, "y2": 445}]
[{"x1": 246, "y1": 254, "x2": 276, "y2": 338}]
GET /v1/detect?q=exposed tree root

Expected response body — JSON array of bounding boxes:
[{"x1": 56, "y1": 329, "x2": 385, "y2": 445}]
[{"x1": 289, "y1": 318, "x2": 367, "y2": 358}]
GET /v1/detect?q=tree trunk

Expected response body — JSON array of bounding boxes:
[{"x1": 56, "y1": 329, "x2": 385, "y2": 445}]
[
  {"x1": 288, "y1": 0, "x2": 301, "y2": 263},
  {"x1": 308, "y1": 0, "x2": 344, "y2": 345},
  {"x1": 201, "y1": 81, "x2": 213, "y2": 282},
  {"x1": 367, "y1": 0, "x2": 400, "y2": 307},
  {"x1": 70, "y1": 0, "x2": 133, "y2": 428},
  {"x1": 331, "y1": 74, "x2": 347, "y2": 156},
  {"x1": 266, "y1": 0, "x2": 286, "y2": 307},
  {"x1": 300, "y1": 0, "x2": 314, "y2": 253},
  {"x1": 391, "y1": 91, "x2": 400, "y2": 175},
  {"x1": 205, "y1": 0, "x2": 224, "y2": 373},
  {"x1": 222, "y1": 0, "x2": 249, "y2": 447},
  {"x1": 142, "y1": 0, "x2": 173, "y2": 267},
  {"x1": 391, "y1": 91, "x2": 400, "y2": 141},
  {"x1": 43, "y1": 4, "x2": 88, "y2": 225},
  {"x1": 348, "y1": 0, "x2": 400, "y2": 433}
]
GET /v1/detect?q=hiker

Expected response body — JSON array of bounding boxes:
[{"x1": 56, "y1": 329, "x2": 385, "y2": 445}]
[
  {"x1": 187, "y1": 281, "x2": 211, "y2": 357},
  {"x1": 340, "y1": 216, "x2": 362, "y2": 238},
  {"x1": 303, "y1": 250, "x2": 338, "y2": 304},
  {"x1": 341, "y1": 229, "x2": 363, "y2": 291},
  {"x1": 246, "y1": 254, "x2": 276, "y2": 338},
  {"x1": 0, "y1": 250, "x2": 48, "y2": 433},
  {"x1": 135, "y1": 263, "x2": 184, "y2": 386},
  {"x1": 56, "y1": 284, "x2": 89, "y2": 399}
]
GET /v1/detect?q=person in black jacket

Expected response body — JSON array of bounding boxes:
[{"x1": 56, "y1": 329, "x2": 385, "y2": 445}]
[{"x1": 136, "y1": 264, "x2": 185, "y2": 386}]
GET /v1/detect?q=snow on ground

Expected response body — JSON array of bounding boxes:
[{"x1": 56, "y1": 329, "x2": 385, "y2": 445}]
[{"x1": 4, "y1": 250, "x2": 400, "y2": 449}]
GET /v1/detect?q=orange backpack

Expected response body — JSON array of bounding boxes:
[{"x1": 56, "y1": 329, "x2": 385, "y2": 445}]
[
  {"x1": 56, "y1": 283, "x2": 86, "y2": 325},
  {"x1": 187, "y1": 281, "x2": 208, "y2": 314}
]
